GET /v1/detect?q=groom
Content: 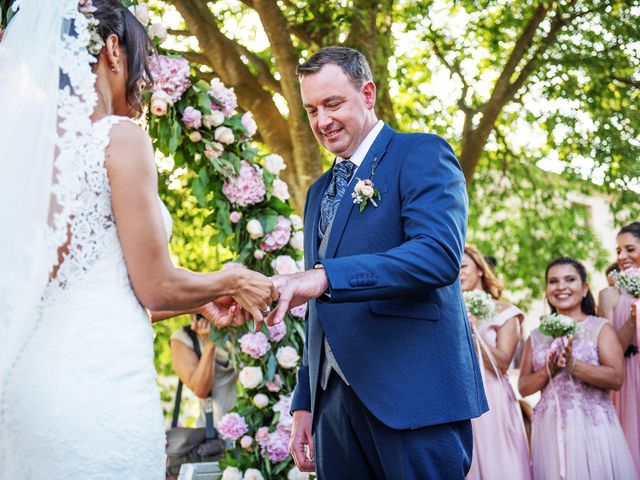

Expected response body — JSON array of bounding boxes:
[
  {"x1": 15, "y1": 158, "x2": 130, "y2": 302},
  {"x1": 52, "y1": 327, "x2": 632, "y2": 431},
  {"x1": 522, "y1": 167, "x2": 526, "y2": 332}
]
[{"x1": 267, "y1": 46, "x2": 487, "y2": 479}]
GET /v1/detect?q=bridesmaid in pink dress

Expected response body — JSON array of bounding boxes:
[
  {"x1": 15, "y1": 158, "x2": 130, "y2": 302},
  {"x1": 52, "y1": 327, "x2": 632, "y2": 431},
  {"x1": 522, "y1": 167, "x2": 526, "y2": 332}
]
[
  {"x1": 599, "y1": 222, "x2": 640, "y2": 473},
  {"x1": 461, "y1": 246, "x2": 532, "y2": 480},
  {"x1": 520, "y1": 257, "x2": 637, "y2": 480}
]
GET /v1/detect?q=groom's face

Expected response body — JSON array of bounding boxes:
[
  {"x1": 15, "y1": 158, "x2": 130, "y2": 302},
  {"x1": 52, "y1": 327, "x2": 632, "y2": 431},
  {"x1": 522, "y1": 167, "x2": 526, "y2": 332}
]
[{"x1": 300, "y1": 64, "x2": 376, "y2": 159}]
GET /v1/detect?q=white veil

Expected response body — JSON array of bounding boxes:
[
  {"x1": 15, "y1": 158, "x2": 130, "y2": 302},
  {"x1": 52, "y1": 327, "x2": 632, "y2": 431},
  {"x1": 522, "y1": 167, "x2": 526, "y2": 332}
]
[{"x1": 0, "y1": 0, "x2": 98, "y2": 449}]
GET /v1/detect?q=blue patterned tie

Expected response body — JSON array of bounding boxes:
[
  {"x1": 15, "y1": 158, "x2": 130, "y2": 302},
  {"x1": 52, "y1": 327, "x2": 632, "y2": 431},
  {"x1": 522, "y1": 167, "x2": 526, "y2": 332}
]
[{"x1": 319, "y1": 160, "x2": 357, "y2": 240}]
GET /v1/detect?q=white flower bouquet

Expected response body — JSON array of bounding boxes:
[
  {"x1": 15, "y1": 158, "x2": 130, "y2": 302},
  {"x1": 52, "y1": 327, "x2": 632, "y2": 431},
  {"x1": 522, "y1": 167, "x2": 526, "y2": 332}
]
[
  {"x1": 539, "y1": 313, "x2": 577, "y2": 338},
  {"x1": 463, "y1": 290, "x2": 495, "y2": 322},
  {"x1": 612, "y1": 267, "x2": 640, "y2": 298}
]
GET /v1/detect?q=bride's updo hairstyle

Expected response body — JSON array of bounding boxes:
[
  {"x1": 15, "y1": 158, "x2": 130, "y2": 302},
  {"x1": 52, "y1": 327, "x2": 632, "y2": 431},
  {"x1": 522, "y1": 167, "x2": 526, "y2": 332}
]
[{"x1": 93, "y1": 0, "x2": 154, "y2": 116}]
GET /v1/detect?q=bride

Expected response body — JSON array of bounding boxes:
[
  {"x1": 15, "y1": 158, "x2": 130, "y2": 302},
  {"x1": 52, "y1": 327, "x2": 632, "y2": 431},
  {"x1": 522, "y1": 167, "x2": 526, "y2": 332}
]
[{"x1": 0, "y1": 0, "x2": 277, "y2": 478}]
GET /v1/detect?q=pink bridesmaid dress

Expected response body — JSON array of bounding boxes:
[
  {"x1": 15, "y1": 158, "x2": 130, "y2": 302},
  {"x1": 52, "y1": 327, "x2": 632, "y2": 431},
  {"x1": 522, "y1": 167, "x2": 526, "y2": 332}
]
[
  {"x1": 530, "y1": 316, "x2": 638, "y2": 480},
  {"x1": 467, "y1": 305, "x2": 532, "y2": 480},
  {"x1": 610, "y1": 291, "x2": 640, "y2": 474}
]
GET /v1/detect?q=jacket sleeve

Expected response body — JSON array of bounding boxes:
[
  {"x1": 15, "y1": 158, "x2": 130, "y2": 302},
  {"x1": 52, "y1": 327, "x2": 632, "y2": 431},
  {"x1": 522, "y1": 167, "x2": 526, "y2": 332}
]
[
  {"x1": 291, "y1": 304, "x2": 311, "y2": 412},
  {"x1": 321, "y1": 134, "x2": 468, "y2": 302}
]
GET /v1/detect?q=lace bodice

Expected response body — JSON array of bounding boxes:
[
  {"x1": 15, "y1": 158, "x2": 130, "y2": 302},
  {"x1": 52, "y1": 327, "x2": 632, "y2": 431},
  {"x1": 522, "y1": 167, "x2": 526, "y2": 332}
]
[
  {"x1": 49, "y1": 116, "x2": 172, "y2": 294},
  {"x1": 531, "y1": 316, "x2": 617, "y2": 427}
]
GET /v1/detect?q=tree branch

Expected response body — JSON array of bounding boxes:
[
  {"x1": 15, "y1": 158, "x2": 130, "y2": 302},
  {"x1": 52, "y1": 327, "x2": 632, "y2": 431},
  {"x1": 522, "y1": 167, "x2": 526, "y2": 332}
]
[
  {"x1": 233, "y1": 43, "x2": 283, "y2": 95},
  {"x1": 164, "y1": 49, "x2": 208, "y2": 66}
]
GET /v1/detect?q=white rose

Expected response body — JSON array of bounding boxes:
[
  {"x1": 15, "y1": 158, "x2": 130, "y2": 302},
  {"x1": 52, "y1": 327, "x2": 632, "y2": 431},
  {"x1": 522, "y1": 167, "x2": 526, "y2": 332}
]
[
  {"x1": 360, "y1": 185, "x2": 374, "y2": 197},
  {"x1": 241, "y1": 111, "x2": 258, "y2": 137},
  {"x1": 149, "y1": 91, "x2": 170, "y2": 116},
  {"x1": 246, "y1": 219, "x2": 264, "y2": 239},
  {"x1": 215, "y1": 126, "x2": 235, "y2": 145},
  {"x1": 264, "y1": 154, "x2": 286, "y2": 174},
  {"x1": 240, "y1": 435, "x2": 253, "y2": 450},
  {"x1": 253, "y1": 393, "x2": 269, "y2": 408},
  {"x1": 276, "y1": 346, "x2": 300, "y2": 369},
  {"x1": 221, "y1": 467, "x2": 243, "y2": 480},
  {"x1": 239, "y1": 366, "x2": 263, "y2": 389},
  {"x1": 129, "y1": 4, "x2": 150, "y2": 26},
  {"x1": 353, "y1": 179, "x2": 365, "y2": 194},
  {"x1": 287, "y1": 466, "x2": 310, "y2": 480},
  {"x1": 148, "y1": 22, "x2": 167, "y2": 42},
  {"x1": 271, "y1": 255, "x2": 298, "y2": 275},
  {"x1": 289, "y1": 214, "x2": 303, "y2": 230},
  {"x1": 203, "y1": 110, "x2": 225, "y2": 128},
  {"x1": 244, "y1": 469, "x2": 265, "y2": 480},
  {"x1": 271, "y1": 179, "x2": 290, "y2": 202},
  {"x1": 289, "y1": 231, "x2": 304, "y2": 250}
]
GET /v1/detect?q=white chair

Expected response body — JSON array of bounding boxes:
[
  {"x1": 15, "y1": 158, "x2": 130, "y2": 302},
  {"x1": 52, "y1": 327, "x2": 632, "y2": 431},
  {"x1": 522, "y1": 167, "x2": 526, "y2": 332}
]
[{"x1": 177, "y1": 461, "x2": 222, "y2": 480}]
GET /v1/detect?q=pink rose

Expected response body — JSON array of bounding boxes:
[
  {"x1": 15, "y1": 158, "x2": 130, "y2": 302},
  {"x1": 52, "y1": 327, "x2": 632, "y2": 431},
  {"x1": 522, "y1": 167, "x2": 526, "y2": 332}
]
[
  {"x1": 254, "y1": 249, "x2": 266, "y2": 260},
  {"x1": 271, "y1": 255, "x2": 298, "y2": 275},
  {"x1": 204, "y1": 142, "x2": 223, "y2": 160},
  {"x1": 241, "y1": 111, "x2": 258, "y2": 137},
  {"x1": 260, "y1": 216, "x2": 292, "y2": 252},
  {"x1": 266, "y1": 429, "x2": 290, "y2": 463},
  {"x1": 255, "y1": 426, "x2": 270, "y2": 446},
  {"x1": 240, "y1": 435, "x2": 253, "y2": 450},
  {"x1": 188, "y1": 131, "x2": 202, "y2": 142},
  {"x1": 266, "y1": 374, "x2": 283, "y2": 392},
  {"x1": 217, "y1": 413, "x2": 249, "y2": 441},
  {"x1": 182, "y1": 106, "x2": 202, "y2": 129},
  {"x1": 229, "y1": 211, "x2": 242, "y2": 223},
  {"x1": 239, "y1": 331, "x2": 271, "y2": 359},
  {"x1": 267, "y1": 321, "x2": 287, "y2": 342}
]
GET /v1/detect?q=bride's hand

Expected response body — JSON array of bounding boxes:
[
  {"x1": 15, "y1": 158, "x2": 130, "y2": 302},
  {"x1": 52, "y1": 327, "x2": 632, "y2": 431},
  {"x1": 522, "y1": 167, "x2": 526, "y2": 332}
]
[
  {"x1": 195, "y1": 298, "x2": 248, "y2": 329},
  {"x1": 229, "y1": 270, "x2": 279, "y2": 329}
]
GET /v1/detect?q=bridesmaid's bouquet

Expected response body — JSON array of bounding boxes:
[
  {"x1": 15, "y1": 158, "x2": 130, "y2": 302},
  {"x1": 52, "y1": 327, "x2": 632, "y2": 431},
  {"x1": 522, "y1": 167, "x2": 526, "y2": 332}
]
[
  {"x1": 539, "y1": 313, "x2": 577, "y2": 338},
  {"x1": 463, "y1": 290, "x2": 495, "y2": 322},
  {"x1": 612, "y1": 267, "x2": 640, "y2": 297},
  {"x1": 540, "y1": 313, "x2": 577, "y2": 363}
]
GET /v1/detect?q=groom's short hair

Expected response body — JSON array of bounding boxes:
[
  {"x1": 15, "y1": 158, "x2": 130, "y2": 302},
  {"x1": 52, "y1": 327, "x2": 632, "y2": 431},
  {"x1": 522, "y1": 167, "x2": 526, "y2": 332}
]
[{"x1": 296, "y1": 46, "x2": 373, "y2": 88}]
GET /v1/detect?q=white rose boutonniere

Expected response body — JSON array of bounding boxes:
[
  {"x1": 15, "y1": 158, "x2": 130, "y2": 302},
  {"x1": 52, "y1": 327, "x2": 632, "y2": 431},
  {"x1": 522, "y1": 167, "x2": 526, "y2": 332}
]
[{"x1": 351, "y1": 178, "x2": 381, "y2": 212}]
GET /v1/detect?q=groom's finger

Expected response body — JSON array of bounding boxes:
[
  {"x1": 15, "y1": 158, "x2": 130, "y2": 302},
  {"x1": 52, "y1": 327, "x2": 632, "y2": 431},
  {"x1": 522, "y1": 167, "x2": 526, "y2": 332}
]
[{"x1": 266, "y1": 297, "x2": 289, "y2": 326}]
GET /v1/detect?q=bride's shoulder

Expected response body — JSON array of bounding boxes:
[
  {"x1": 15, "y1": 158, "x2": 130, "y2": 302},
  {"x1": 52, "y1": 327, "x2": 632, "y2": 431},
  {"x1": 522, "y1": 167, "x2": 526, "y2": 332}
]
[{"x1": 105, "y1": 119, "x2": 154, "y2": 170}]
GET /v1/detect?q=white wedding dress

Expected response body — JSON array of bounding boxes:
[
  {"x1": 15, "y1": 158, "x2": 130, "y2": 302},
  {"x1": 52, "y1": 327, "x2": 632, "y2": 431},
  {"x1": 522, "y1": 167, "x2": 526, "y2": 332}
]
[{"x1": 0, "y1": 116, "x2": 169, "y2": 479}]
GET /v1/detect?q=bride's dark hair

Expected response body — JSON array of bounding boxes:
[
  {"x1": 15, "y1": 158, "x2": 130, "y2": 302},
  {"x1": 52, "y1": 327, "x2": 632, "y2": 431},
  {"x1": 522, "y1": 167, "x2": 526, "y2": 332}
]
[{"x1": 92, "y1": 0, "x2": 154, "y2": 116}]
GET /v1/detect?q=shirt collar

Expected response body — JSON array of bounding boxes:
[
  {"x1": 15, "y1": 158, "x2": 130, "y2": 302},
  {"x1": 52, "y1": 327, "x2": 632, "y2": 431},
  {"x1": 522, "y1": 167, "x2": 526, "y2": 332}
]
[{"x1": 336, "y1": 120, "x2": 384, "y2": 167}]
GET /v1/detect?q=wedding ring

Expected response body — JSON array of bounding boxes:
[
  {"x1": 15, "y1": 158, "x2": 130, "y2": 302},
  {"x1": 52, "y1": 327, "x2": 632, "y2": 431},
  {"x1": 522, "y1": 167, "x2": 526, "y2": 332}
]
[{"x1": 262, "y1": 306, "x2": 272, "y2": 314}]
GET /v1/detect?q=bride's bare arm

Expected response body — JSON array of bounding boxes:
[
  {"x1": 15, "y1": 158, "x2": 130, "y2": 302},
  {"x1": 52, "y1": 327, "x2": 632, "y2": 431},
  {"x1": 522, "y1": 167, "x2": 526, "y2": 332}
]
[{"x1": 105, "y1": 121, "x2": 278, "y2": 322}]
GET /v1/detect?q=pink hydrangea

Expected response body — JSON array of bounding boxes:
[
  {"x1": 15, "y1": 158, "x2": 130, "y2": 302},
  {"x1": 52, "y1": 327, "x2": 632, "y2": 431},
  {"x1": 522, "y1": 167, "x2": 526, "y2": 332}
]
[
  {"x1": 265, "y1": 429, "x2": 290, "y2": 463},
  {"x1": 149, "y1": 55, "x2": 191, "y2": 104},
  {"x1": 217, "y1": 413, "x2": 249, "y2": 441},
  {"x1": 255, "y1": 426, "x2": 270, "y2": 447},
  {"x1": 222, "y1": 161, "x2": 266, "y2": 207},
  {"x1": 290, "y1": 303, "x2": 307, "y2": 318},
  {"x1": 209, "y1": 78, "x2": 238, "y2": 118},
  {"x1": 267, "y1": 321, "x2": 287, "y2": 342},
  {"x1": 239, "y1": 331, "x2": 271, "y2": 359},
  {"x1": 260, "y1": 216, "x2": 292, "y2": 252},
  {"x1": 182, "y1": 106, "x2": 202, "y2": 129}
]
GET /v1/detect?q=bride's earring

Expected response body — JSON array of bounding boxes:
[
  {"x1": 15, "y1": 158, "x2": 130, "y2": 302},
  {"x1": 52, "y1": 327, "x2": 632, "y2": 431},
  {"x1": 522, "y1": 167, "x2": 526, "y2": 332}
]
[{"x1": 111, "y1": 64, "x2": 120, "y2": 74}]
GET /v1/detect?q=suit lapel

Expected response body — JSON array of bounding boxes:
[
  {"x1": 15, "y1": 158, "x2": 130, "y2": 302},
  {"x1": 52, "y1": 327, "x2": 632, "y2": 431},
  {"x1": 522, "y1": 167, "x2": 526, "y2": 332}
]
[{"x1": 324, "y1": 124, "x2": 395, "y2": 259}]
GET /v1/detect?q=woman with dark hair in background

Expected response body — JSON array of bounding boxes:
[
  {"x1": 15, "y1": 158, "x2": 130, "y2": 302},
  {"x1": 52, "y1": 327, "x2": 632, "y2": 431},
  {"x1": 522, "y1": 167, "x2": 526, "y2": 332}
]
[
  {"x1": 0, "y1": 1, "x2": 276, "y2": 478},
  {"x1": 599, "y1": 221, "x2": 640, "y2": 473},
  {"x1": 461, "y1": 245, "x2": 532, "y2": 480},
  {"x1": 519, "y1": 257, "x2": 636, "y2": 479}
]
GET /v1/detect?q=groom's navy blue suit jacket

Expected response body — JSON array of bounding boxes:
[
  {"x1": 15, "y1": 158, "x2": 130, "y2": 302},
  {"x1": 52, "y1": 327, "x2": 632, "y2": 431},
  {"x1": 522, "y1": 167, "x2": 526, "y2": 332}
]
[{"x1": 291, "y1": 124, "x2": 488, "y2": 429}]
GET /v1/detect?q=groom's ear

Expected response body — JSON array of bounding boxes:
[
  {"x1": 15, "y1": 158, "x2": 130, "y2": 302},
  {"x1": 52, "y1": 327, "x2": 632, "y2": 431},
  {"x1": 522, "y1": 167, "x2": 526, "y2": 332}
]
[{"x1": 362, "y1": 81, "x2": 376, "y2": 110}]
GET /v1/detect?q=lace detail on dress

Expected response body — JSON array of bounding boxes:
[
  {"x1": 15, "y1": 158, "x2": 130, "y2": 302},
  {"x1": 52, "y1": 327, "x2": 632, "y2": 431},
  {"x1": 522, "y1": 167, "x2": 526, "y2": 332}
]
[
  {"x1": 531, "y1": 316, "x2": 617, "y2": 429},
  {"x1": 47, "y1": 116, "x2": 130, "y2": 295}
]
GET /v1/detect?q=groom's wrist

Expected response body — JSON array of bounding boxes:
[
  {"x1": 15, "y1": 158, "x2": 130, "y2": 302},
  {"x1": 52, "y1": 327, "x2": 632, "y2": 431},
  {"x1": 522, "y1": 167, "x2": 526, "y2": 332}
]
[{"x1": 312, "y1": 263, "x2": 331, "y2": 301}]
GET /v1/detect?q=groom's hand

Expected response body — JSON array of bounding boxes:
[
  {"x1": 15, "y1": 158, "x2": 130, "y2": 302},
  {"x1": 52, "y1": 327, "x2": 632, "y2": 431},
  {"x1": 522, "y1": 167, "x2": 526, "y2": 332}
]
[
  {"x1": 266, "y1": 269, "x2": 328, "y2": 326},
  {"x1": 290, "y1": 410, "x2": 315, "y2": 472}
]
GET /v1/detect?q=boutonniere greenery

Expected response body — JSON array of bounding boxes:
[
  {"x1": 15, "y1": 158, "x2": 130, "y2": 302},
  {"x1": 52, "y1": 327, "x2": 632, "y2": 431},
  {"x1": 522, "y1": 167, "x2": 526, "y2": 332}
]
[{"x1": 351, "y1": 178, "x2": 381, "y2": 212}]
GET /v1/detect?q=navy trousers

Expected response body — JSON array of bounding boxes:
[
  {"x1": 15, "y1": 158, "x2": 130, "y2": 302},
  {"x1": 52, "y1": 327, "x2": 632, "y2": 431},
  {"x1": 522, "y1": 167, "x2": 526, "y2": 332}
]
[{"x1": 313, "y1": 373, "x2": 473, "y2": 480}]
